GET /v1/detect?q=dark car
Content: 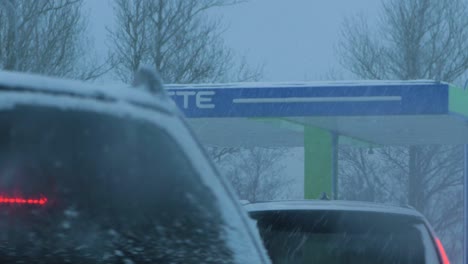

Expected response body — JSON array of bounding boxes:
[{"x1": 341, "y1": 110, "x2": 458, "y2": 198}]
[
  {"x1": 245, "y1": 200, "x2": 449, "y2": 264},
  {"x1": 0, "y1": 70, "x2": 270, "y2": 264}
]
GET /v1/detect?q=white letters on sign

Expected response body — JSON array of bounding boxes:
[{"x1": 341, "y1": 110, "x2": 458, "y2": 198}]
[
  {"x1": 196, "y1": 91, "x2": 215, "y2": 109},
  {"x1": 167, "y1": 90, "x2": 216, "y2": 109},
  {"x1": 174, "y1": 91, "x2": 195, "y2": 108}
]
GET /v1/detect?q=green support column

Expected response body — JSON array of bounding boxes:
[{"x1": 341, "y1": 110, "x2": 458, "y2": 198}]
[
  {"x1": 304, "y1": 126, "x2": 337, "y2": 199},
  {"x1": 449, "y1": 85, "x2": 468, "y2": 116}
]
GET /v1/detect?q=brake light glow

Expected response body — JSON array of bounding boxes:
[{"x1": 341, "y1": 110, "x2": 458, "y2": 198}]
[
  {"x1": 0, "y1": 196, "x2": 47, "y2": 205},
  {"x1": 435, "y1": 237, "x2": 450, "y2": 264}
]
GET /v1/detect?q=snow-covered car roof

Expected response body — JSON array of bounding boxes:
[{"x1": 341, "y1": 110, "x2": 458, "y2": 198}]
[
  {"x1": 0, "y1": 71, "x2": 177, "y2": 113},
  {"x1": 244, "y1": 200, "x2": 425, "y2": 219}
]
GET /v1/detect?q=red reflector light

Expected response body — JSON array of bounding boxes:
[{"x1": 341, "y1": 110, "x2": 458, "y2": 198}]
[
  {"x1": 0, "y1": 196, "x2": 47, "y2": 205},
  {"x1": 435, "y1": 237, "x2": 450, "y2": 264}
]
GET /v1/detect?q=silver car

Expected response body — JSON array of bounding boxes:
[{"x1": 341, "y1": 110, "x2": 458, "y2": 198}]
[{"x1": 245, "y1": 200, "x2": 449, "y2": 264}]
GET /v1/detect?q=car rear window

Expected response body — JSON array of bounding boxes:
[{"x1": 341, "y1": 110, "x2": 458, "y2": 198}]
[
  {"x1": 250, "y1": 210, "x2": 440, "y2": 264},
  {"x1": 0, "y1": 105, "x2": 234, "y2": 263}
]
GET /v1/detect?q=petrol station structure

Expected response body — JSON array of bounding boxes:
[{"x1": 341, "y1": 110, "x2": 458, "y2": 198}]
[{"x1": 167, "y1": 80, "x2": 468, "y2": 260}]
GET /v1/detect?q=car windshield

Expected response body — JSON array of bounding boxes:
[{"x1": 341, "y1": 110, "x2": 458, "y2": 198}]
[
  {"x1": 251, "y1": 210, "x2": 440, "y2": 264},
  {"x1": 0, "y1": 105, "x2": 234, "y2": 263}
]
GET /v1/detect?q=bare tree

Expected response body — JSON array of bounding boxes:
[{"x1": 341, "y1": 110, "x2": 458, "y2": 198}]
[
  {"x1": 338, "y1": 0, "x2": 468, "y2": 207},
  {"x1": 207, "y1": 146, "x2": 240, "y2": 164},
  {"x1": 339, "y1": 0, "x2": 468, "y2": 81},
  {"x1": 108, "y1": 0, "x2": 260, "y2": 84},
  {"x1": 339, "y1": 147, "x2": 396, "y2": 203},
  {"x1": 338, "y1": 1, "x2": 467, "y2": 261},
  {"x1": 0, "y1": 0, "x2": 110, "y2": 79},
  {"x1": 218, "y1": 147, "x2": 291, "y2": 202},
  {"x1": 340, "y1": 146, "x2": 463, "y2": 208}
]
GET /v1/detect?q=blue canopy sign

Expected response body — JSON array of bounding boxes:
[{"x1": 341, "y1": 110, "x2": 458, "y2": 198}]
[{"x1": 167, "y1": 82, "x2": 448, "y2": 118}]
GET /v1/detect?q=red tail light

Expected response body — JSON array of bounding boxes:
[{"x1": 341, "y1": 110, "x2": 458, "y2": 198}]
[
  {"x1": 0, "y1": 196, "x2": 47, "y2": 205},
  {"x1": 435, "y1": 237, "x2": 450, "y2": 264}
]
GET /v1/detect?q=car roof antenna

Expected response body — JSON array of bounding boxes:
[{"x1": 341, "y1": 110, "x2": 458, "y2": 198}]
[
  {"x1": 320, "y1": 192, "x2": 330, "y2": 200},
  {"x1": 132, "y1": 65, "x2": 166, "y2": 96}
]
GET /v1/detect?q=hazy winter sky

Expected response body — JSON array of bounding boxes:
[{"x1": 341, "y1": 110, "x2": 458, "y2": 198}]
[{"x1": 85, "y1": 0, "x2": 380, "y2": 83}]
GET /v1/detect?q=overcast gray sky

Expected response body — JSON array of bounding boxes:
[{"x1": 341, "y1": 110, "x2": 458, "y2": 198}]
[{"x1": 85, "y1": 0, "x2": 380, "y2": 83}]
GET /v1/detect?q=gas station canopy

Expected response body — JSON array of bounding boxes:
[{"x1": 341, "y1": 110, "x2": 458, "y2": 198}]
[{"x1": 167, "y1": 80, "x2": 468, "y2": 147}]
